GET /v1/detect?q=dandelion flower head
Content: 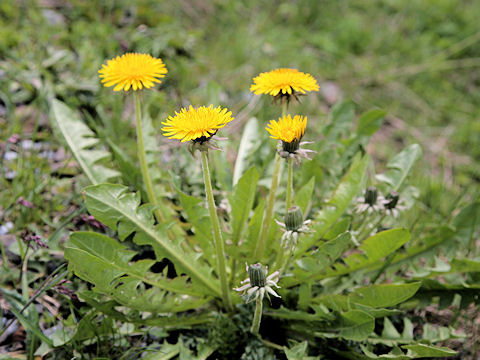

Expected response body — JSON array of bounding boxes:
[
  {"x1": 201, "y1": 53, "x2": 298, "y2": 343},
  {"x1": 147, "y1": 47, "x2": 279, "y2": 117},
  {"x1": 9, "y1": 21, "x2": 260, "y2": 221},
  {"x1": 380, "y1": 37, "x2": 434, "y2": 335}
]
[
  {"x1": 161, "y1": 105, "x2": 234, "y2": 143},
  {"x1": 98, "y1": 53, "x2": 167, "y2": 92},
  {"x1": 266, "y1": 115, "x2": 307, "y2": 143},
  {"x1": 250, "y1": 68, "x2": 319, "y2": 97}
]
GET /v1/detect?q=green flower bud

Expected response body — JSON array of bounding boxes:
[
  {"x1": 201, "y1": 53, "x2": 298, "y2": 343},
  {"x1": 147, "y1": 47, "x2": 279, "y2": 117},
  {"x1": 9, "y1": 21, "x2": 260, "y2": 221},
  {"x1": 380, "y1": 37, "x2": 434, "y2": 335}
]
[
  {"x1": 285, "y1": 206, "x2": 303, "y2": 231},
  {"x1": 384, "y1": 191, "x2": 399, "y2": 209},
  {"x1": 364, "y1": 186, "x2": 378, "y2": 206},
  {"x1": 248, "y1": 263, "x2": 267, "y2": 287}
]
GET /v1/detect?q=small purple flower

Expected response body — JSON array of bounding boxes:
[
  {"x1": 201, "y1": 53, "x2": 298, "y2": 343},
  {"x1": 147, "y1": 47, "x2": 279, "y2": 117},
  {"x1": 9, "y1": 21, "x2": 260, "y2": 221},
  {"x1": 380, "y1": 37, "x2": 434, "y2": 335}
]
[
  {"x1": 55, "y1": 280, "x2": 79, "y2": 302},
  {"x1": 7, "y1": 134, "x2": 20, "y2": 144},
  {"x1": 74, "y1": 214, "x2": 106, "y2": 231},
  {"x1": 16, "y1": 197, "x2": 34, "y2": 208},
  {"x1": 21, "y1": 229, "x2": 49, "y2": 249}
]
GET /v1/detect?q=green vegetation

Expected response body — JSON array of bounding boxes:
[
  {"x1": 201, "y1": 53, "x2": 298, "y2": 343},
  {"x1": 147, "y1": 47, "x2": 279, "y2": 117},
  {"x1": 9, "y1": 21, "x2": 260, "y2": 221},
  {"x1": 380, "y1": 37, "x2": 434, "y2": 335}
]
[{"x1": 1, "y1": 1, "x2": 479, "y2": 359}]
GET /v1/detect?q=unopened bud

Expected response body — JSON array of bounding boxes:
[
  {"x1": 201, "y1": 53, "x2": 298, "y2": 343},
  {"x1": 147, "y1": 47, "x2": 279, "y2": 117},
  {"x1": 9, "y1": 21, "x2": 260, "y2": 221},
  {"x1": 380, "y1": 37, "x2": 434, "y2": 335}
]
[
  {"x1": 384, "y1": 191, "x2": 399, "y2": 209},
  {"x1": 248, "y1": 263, "x2": 267, "y2": 287},
  {"x1": 364, "y1": 186, "x2": 378, "y2": 206},
  {"x1": 285, "y1": 206, "x2": 303, "y2": 231}
]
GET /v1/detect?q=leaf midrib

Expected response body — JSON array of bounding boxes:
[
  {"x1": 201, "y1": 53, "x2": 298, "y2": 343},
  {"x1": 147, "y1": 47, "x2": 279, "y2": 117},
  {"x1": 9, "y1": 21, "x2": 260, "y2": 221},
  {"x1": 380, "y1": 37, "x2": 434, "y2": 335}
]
[
  {"x1": 86, "y1": 190, "x2": 222, "y2": 297},
  {"x1": 66, "y1": 244, "x2": 204, "y2": 297}
]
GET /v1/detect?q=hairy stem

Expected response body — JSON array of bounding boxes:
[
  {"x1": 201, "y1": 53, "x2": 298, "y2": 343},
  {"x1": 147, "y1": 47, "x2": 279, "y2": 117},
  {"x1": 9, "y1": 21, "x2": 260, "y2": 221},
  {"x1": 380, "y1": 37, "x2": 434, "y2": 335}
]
[
  {"x1": 133, "y1": 92, "x2": 165, "y2": 224},
  {"x1": 254, "y1": 153, "x2": 282, "y2": 260},
  {"x1": 201, "y1": 150, "x2": 233, "y2": 311},
  {"x1": 250, "y1": 294, "x2": 263, "y2": 335},
  {"x1": 286, "y1": 156, "x2": 293, "y2": 210},
  {"x1": 254, "y1": 102, "x2": 288, "y2": 260}
]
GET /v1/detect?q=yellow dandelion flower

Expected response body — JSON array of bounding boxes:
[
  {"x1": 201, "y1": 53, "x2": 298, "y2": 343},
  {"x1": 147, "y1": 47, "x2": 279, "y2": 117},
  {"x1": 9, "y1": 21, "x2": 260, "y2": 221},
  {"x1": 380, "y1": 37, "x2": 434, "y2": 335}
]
[
  {"x1": 250, "y1": 68, "x2": 319, "y2": 97},
  {"x1": 98, "y1": 53, "x2": 167, "y2": 92},
  {"x1": 266, "y1": 115, "x2": 314, "y2": 159},
  {"x1": 266, "y1": 115, "x2": 307, "y2": 143},
  {"x1": 161, "y1": 105, "x2": 234, "y2": 143}
]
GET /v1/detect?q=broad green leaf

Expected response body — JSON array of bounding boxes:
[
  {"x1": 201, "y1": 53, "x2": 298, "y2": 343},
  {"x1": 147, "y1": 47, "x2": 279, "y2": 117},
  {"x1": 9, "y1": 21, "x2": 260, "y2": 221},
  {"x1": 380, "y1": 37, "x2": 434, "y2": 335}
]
[
  {"x1": 356, "y1": 109, "x2": 386, "y2": 136},
  {"x1": 376, "y1": 144, "x2": 422, "y2": 191},
  {"x1": 233, "y1": 117, "x2": 260, "y2": 185},
  {"x1": 65, "y1": 232, "x2": 207, "y2": 302},
  {"x1": 338, "y1": 310, "x2": 375, "y2": 341},
  {"x1": 230, "y1": 167, "x2": 259, "y2": 245},
  {"x1": 82, "y1": 184, "x2": 221, "y2": 297},
  {"x1": 295, "y1": 176, "x2": 315, "y2": 215},
  {"x1": 297, "y1": 153, "x2": 369, "y2": 254},
  {"x1": 349, "y1": 283, "x2": 421, "y2": 308},
  {"x1": 49, "y1": 98, "x2": 119, "y2": 184},
  {"x1": 402, "y1": 344, "x2": 457, "y2": 357}
]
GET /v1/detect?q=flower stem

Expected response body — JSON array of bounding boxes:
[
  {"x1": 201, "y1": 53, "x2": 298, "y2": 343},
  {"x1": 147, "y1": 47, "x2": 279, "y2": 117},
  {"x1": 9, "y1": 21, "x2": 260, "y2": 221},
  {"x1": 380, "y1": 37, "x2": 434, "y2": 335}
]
[
  {"x1": 133, "y1": 92, "x2": 165, "y2": 224},
  {"x1": 201, "y1": 150, "x2": 233, "y2": 311},
  {"x1": 250, "y1": 294, "x2": 263, "y2": 335},
  {"x1": 286, "y1": 156, "x2": 293, "y2": 210},
  {"x1": 254, "y1": 102, "x2": 288, "y2": 261},
  {"x1": 254, "y1": 152, "x2": 282, "y2": 260}
]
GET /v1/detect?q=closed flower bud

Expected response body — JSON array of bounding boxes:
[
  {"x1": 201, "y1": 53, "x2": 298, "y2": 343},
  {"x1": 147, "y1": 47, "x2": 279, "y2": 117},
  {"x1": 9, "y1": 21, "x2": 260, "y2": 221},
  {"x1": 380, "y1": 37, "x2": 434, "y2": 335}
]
[
  {"x1": 384, "y1": 191, "x2": 399, "y2": 209},
  {"x1": 364, "y1": 186, "x2": 378, "y2": 206},
  {"x1": 248, "y1": 263, "x2": 267, "y2": 287},
  {"x1": 285, "y1": 206, "x2": 303, "y2": 231}
]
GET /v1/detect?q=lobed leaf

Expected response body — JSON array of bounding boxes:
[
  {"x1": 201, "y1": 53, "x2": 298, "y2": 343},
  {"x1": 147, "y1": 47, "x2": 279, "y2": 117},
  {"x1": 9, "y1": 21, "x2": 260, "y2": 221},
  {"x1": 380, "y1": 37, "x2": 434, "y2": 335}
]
[
  {"x1": 65, "y1": 232, "x2": 209, "y2": 311},
  {"x1": 82, "y1": 184, "x2": 221, "y2": 297}
]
